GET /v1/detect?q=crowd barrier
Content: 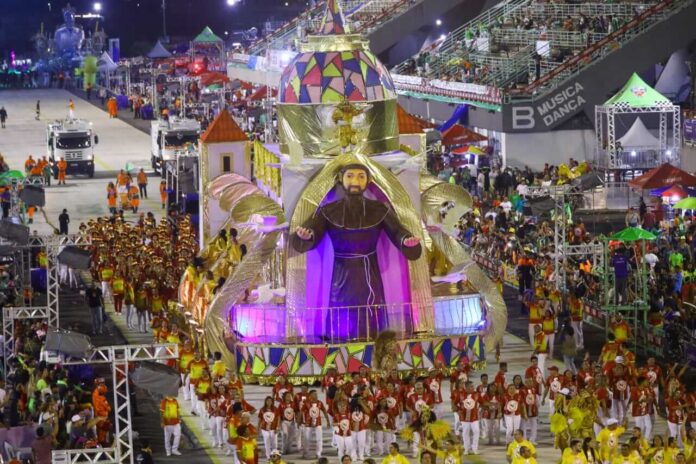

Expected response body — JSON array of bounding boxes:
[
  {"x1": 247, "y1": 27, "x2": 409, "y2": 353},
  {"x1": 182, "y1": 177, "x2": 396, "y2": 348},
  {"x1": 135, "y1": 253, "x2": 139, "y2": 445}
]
[{"x1": 470, "y1": 251, "x2": 674, "y2": 355}]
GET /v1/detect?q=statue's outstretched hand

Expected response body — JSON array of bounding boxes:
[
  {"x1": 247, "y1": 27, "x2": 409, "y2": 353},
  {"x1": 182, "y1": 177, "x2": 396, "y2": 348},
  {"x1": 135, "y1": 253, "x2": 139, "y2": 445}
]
[
  {"x1": 296, "y1": 227, "x2": 314, "y2": 241},
  {"x1": 403, "y1": 236, "x2": 420, "y2": 247}
]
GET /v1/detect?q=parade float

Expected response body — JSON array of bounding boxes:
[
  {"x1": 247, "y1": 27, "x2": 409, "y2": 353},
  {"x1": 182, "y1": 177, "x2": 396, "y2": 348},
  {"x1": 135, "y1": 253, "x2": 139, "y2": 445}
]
[
  {"x1": 179, "y1": 0, "x2": 506, "y2": 382},
  {"x1": 32, "y1": 3, "x2": 107, "y2": 80}
]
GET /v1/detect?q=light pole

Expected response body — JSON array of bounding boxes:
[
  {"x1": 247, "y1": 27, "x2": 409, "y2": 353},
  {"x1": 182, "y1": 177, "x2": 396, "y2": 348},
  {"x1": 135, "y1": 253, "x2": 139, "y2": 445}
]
[{"x1": 162, "y1": 0, "x2": 168, "y2": 41}]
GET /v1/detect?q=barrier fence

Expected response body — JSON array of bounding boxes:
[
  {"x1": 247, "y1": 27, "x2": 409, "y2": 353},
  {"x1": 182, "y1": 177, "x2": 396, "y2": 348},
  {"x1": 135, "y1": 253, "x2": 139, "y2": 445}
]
[{"x1": 470, "y1": 251, "x2": 669, "y2": 356}]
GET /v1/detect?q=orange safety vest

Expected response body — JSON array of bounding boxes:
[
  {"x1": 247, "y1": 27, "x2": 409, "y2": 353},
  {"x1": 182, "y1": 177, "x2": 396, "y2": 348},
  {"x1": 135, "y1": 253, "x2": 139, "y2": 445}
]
[
  {"x1": 137, "y1": 172, "x2": 147, "y2": 184},
  {"x1": 57, "y1": 160, "x2": 67, "y2": 172}
]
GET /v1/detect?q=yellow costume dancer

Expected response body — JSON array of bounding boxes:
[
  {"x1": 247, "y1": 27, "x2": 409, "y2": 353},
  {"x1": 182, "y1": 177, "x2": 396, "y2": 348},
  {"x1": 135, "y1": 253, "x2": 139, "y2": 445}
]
[{"x1": 549, "y1": 391, "x2": 571, "y2": 451}]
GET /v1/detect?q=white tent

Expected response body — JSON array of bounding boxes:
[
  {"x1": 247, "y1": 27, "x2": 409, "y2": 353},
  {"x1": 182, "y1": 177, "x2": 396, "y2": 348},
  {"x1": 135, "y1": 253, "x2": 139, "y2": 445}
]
[
  {"x1": 97, "y1": 51, "x2": 118, "y2": 72},
  {"x1": 655, "y1": 49, "x2": 690, "y2": 100},
  {"x1": 617, "y1": 117, "x2": 660, "y2": 149},
  {"x1": 147, "y1": 40, "x2": 172, "y2": 59}
]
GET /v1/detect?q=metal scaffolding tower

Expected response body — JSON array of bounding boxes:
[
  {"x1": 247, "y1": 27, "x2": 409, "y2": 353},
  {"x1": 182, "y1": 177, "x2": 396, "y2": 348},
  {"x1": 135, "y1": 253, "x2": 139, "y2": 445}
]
[
  {"x1": 526, "y1": 184, "x2": 604, "y2": 291},
  {"x1": 2, "y1": 233, "x2": 90, "y2": 372},
  {"x1": 51, "y1": 343, "x2": 180, "y2": 464}
]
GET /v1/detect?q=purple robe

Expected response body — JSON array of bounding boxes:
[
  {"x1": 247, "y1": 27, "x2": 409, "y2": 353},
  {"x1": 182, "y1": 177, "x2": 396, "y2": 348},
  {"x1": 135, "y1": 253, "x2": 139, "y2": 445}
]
[{"x1": 291, "y1": 194, "x2": 421, "y2": 341}]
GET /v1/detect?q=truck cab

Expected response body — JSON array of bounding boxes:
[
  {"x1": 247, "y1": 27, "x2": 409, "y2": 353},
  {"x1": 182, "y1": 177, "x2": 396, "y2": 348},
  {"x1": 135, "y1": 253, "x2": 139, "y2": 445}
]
[
  {"x1": 151, "y1": 117, "x2": 201, "y2": 175},
  {"x1": 46, "y1": 119, "x2": 98, "y2": 178}
]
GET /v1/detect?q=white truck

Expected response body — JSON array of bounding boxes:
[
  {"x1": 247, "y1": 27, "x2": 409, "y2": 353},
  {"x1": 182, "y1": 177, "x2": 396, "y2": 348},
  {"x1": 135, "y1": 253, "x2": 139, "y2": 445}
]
[
  {"x1": 46, "y1": 119, "x2": 99, "y2": 178},
  {"x1": 150, "y1": 117, "x2": 201, "y2": 175}
]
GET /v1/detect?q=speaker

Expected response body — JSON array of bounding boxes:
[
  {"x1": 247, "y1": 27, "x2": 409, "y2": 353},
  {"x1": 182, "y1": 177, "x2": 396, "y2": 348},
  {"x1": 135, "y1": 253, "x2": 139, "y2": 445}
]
[
  {"x1": 0, "y1": 220, "x2": 29, "y2": 245},
  {"x1": 19, "y1": 185, "x2": 46, "y2": 207},
  {"x1": 57, "y1": 246, "x2": 91, "y2": 270}
]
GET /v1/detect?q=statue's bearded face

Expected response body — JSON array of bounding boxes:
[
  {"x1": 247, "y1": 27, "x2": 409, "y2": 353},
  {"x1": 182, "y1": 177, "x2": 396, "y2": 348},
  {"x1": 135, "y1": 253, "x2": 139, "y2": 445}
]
[{"x1": 342, "y1": 168, "x2": 369, "y2": 195}]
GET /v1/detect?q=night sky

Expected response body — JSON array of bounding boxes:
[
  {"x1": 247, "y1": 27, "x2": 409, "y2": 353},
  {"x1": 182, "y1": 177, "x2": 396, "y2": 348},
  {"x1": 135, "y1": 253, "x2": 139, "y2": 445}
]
[{"x1": 0, "y1": 0, "x2": 307, "y2": 57}]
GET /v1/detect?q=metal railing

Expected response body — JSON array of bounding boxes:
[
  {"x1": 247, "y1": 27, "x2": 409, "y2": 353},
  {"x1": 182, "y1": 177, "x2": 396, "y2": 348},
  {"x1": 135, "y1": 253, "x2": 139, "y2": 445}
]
[
  {"x1": 392, "y1": 0, "x2": 687, "y2": 103},
  {"x1": 506, "y1": 0, "x2": 689, "y2": 101},
  {"x1": 230, "y1": 297, "x2": 485, "y2": 344},
  {"x1": 393, "y1": 0, "x2": 532, "y2": 77},
  {"x1": 247, "y1": 0, "x2": 419, "y2": 55},
  {"x1": 52, "y1": 448, "x2": 118, "y2": 464},
  {"x1": 527, "y1": 2, "x2": 654, "y2": 20}
]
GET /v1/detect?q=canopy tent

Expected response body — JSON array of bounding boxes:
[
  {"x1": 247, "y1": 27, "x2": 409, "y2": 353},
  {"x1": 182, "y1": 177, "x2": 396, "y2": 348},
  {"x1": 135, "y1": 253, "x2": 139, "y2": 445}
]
[
  {"x1": 628, "y1": 163, "x2": 696, "y2": 189},
  {"x1": 604, "y1": 73, "x2": 671, "y2": 107},
  {"x1": 595, "y1": 72, "x2": 681, "y2": 170},
  {"x1": 246, "y1": 85, "x2": 278, "y2": 102},
  {"x1": 200, "y1": 71, "x2": 230, "y2": 87},
  {"x1": 452, "y1": 145, "x2": 486, "y2": 156},
  {"x1": 146, "y1": 40, "x2": 172, "y2": 59},
  {"x1": 660, "y1": 185, "x2": 688, "y2": 199},
  {"x1": 610, "y1": 226, "x2": 657, "y2": 242},
  {"x1": 397, "y1": 104, "x2": 436, "y2": 134},
  {"x1": 193, "y1": 26, "x2": 224, "y2": 44},
  {"x1": 617, "y1": 117, "x2": 660, "y2": 149},
  {"x1": 440, "y1": 124, "x2": 487, "y2": 146},
  {"x1": 655, "y1": 49, "x2": 690, "y2": 102},
  {"x1": 675, "y1": 197, "x2": 696, "y2": 210},
  {"x1": 97, "y1": 52, "x2": 118, "y2": 72}
]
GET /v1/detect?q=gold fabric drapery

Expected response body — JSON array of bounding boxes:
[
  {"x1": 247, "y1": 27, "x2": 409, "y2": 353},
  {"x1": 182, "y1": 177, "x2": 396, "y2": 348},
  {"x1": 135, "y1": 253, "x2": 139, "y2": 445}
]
[
  {"x1": 204, "y1": 194, "x2": 286, "y2": 370},
  {"x1": 278, "y1": 99, "x2": 399, "y2": 159}
]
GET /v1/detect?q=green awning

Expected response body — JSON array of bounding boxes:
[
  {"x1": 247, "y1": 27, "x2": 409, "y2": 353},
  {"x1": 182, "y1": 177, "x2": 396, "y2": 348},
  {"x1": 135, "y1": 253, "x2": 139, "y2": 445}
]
[
  {"x1": 604, "y1": 72, "x2": 671, "y2": 107},
  {"x1": 193, "y1": 26, "x2": 223, "y2": 44}
]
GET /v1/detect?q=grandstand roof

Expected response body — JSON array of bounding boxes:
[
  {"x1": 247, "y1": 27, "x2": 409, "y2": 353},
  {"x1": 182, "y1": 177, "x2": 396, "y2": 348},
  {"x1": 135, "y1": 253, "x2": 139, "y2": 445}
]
[
  {"x1": 605, "y1": 72, "x2": 671, "y2": 107},
  {"x1": 201, "y1": 110, "x2": 248, "y2": 143}
]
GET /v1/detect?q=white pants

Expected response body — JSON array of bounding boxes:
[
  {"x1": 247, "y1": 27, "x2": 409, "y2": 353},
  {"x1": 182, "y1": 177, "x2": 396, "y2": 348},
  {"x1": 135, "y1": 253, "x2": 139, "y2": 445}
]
[
  {"x1": 261, "y1": 429, "x2": 278, "y2": 459},
  {"x1": 189, "y1": 384, "x2": 197, "y2": 409},
  {"x1": 125, "y1": 304, "x2": 135, "y2": 328},
  {"x1": 546, "y1": 333, "x2": 555, "y2": 356},
  {"x1": 528, "y1": 324, "x2": 536, "y2": 345},
  {"x1": 412, "y1": 431, "x2": 421, "y2": 458},
  {"x1": 504, "y1": 415, "x2": 521, "y2": 443},
  {"x1": 281, "y1": 421, "x2": 296, "y2": 453},
  {"x1": 633, "y1": 414, "x2": 652, "y2": 441},
  {"x1": 335, "y1": 435, "x2": 353, "y2": 460},
  {"x1": 101, "y1": 281, "x2": 112, "y2": 302},
  {"x1": 668, "y1": 421, "x2": 683, "y2": 447},
  {"x1": 180, "y1": 374, "x2": 190, "y2": 400},
  {"x1": 374, "y1": 430, "x2": 395, "y2": 455},
  {"x1": 612, "y1": 398, "x2": 627, "y2": 423},
  {"x1": 303, "y1": 426, "x2": 323, "y2": 457},
  {"x1": 571, "y1": 320, "x2": 584, "y2": 347},
  {"x1": 548, "y1": 399, "x2": 556, "y2": 418},
  {"x1": 523, "y1": 417, "x2": 538, "y2": 443},
  {"x1": 537, "y1": 353, "x2": 547, "y2": 374},
  {"x1": 212, "y1": 416, "x2": 225, "y2": 447},
  {"x1": 352, "y1": 430, "x2": 366, "y2": 460},
  {"x1": 485, "y1": 418, "x2": 501, "y2": 445},
  {"x1": 461, "y1": 421, "x2": 480, "y2": 453},
  {"x1": 164, "y1": 424, "x2": 181, "y2": 454}
]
